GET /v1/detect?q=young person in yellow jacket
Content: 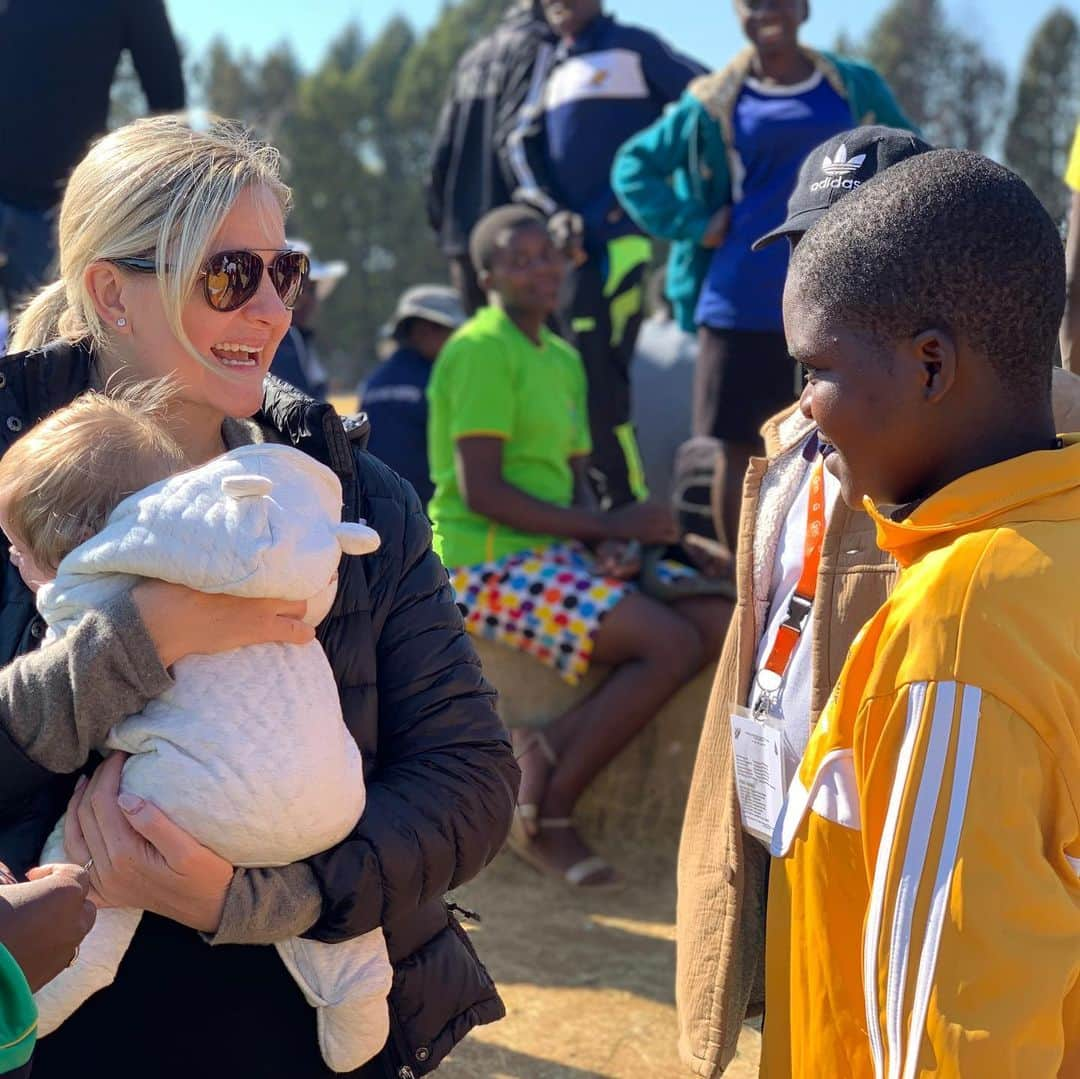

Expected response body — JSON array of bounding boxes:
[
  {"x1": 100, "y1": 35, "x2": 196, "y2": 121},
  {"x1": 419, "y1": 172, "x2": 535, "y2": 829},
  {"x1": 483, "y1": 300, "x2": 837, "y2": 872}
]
[
  {"x1": 675, "y1": 128, "x2": 1080, "y2": 1077},
  {"x1": 766, "y1": 149, "x2": 1080, "y2": 1076}
]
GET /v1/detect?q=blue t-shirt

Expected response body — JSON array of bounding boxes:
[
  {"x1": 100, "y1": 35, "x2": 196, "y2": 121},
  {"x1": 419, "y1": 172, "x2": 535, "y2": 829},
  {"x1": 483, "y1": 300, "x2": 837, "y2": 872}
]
[
  {"x1": 695, "y1": 71, "x2": 851, "y2": 333},
  {"x1": 360, "y1": 346, "x2": 434, "y2": 506}
]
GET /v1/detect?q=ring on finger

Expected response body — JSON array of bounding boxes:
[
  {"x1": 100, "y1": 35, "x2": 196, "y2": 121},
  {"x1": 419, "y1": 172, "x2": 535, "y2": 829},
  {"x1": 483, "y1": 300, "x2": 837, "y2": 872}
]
[{"x1": 82, "y1": 858, "x2": 94, "y2": 874}]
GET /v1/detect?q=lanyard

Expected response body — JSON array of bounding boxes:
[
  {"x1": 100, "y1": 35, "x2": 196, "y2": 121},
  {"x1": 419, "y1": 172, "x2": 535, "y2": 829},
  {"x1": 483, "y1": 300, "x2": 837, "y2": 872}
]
[{"x1": 756, "y1": 457, "x2": 827, "y2": 704}]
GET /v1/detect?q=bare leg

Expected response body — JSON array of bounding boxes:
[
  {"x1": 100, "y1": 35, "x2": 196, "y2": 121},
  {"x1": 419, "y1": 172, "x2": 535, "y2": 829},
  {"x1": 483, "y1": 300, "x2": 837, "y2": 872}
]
[
  {"x1": 515, "y1": 593, "x2": 706, "y2": 883},
  {"x1": 713, "y1": 439, "x2": 756, "y2": 558}
]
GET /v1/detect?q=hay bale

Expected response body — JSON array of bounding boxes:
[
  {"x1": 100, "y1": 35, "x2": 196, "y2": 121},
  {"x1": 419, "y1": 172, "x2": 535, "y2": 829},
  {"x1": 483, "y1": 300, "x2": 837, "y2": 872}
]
[{"x1": 472, "y1": 638, "x2": 712, "y2": 847}]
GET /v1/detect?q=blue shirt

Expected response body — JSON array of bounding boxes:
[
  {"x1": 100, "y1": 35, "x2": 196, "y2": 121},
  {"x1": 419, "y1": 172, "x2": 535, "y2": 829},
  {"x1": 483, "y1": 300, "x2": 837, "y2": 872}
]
[
  {"x1": 520, "y1": 14, "x2": 704, "y2": 251},
  {"x1": 695, "y1": 71, "x2": 851, "y2": 333},
  {"x1": 360, "y1": 346, "x2": 434, "y2": 506}
]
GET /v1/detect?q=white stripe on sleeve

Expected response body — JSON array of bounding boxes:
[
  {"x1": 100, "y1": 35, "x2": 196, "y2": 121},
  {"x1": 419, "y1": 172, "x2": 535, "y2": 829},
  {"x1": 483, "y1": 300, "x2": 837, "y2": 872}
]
[
  {"x1": 884, "y1": 682, "x2": 957, "y2": 1079},
  {"x1": 901, "y1": 686, "x2": 981, "y2": 1079},
  {"x1": 864, "y1": 680, "x2": 928, "y2": 1079}
]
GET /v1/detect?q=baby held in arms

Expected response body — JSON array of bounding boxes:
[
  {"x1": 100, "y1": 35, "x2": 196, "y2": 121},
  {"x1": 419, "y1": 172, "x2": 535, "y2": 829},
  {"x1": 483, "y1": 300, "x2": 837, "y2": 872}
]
[{"x1": 0, "y1": 387, "x2": 390, "y2": 1073}]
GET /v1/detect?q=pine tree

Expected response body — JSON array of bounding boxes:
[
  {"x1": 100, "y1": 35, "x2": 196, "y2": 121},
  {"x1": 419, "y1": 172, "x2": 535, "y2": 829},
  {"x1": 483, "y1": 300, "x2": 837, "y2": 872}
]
[
  {"x1": 862, "y1": 0, "x2": 1006, "y2": 152},
  {"x1": 1004, "y1": 7, "x2": 1080, "y2": 222}
]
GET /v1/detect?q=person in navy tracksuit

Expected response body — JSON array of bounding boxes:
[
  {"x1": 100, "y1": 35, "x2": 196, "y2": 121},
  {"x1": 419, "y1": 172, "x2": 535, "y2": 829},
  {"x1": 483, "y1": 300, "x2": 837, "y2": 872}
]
[{"x1": 506, "y1": 0, "x2": 705, "y2": 509}]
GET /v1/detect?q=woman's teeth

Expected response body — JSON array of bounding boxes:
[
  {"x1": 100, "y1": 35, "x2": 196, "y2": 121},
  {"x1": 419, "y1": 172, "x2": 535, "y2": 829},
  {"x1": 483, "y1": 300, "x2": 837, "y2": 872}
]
[{"x1": 212, "y1": 343, "x2": 261, "y2": 367}]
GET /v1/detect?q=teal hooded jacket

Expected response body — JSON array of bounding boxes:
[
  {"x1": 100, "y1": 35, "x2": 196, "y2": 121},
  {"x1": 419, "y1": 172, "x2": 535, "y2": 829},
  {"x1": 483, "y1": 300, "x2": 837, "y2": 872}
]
[{"x1": 611, "y1": 48, "x2": 914, "y2": 331}]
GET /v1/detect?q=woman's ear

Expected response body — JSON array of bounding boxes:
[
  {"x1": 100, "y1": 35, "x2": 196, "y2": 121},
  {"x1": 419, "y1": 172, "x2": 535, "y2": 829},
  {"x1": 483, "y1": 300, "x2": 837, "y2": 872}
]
[
  {"x1": 83, "y1": 262, "x2": 131, "y2": 332},
  {"x1": 477, "y1": 267, "x2": 495, "y2": 298}
]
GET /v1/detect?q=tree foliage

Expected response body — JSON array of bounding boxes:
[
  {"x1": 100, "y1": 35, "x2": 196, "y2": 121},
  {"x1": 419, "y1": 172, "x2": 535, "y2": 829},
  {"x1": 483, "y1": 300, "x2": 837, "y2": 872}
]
[
  {"x1": 1004, "y1": 7, "x2": 1080, "y2": 222},
  {"x1": 181, "y1": 0, "x2": 1073, "y2": 387},
  {"x1": 860, "y1": 0, "x2": 1007, "y2": 153}
]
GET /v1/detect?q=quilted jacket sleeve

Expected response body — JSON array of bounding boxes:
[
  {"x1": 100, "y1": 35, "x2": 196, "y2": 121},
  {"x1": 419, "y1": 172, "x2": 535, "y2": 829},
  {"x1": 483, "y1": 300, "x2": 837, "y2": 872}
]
[{"x1": 304, "y1": 469, "x2": 519, "y2": 942}]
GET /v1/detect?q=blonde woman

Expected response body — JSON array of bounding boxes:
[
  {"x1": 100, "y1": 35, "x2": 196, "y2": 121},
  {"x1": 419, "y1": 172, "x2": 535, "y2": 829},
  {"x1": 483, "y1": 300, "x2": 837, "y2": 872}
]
[{"x1": 0, "y1": 116, "x2": 516, "y2": 1078}]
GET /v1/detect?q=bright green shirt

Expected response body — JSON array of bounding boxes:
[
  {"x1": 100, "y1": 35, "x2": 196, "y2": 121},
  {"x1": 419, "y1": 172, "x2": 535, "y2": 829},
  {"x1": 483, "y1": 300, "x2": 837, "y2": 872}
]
[
  {"x1": 0, "y1": 943, "x2": 35, "y2": 1074},
  {"x1": 428, "y1": 306, "x2": 591, "y2": 566}
]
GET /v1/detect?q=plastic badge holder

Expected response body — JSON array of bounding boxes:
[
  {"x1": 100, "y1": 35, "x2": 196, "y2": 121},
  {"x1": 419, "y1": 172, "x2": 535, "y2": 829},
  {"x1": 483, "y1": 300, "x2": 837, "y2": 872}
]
[{"x1": 729, "y1": 703, "x2": 788, "y2": 847}]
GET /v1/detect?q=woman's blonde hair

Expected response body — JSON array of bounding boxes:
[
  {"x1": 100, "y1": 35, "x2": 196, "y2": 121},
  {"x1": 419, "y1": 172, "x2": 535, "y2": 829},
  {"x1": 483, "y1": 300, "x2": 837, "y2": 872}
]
[
  {"x1": 10, "y1": 115, "x2": 292, "y2": 365},
  {"x1": 0, "y1": 382, "x2": 187, "y2": 574}
]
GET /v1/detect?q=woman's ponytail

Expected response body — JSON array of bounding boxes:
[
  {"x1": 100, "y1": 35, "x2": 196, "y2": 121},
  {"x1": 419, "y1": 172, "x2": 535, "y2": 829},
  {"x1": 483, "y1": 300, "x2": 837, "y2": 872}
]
[{"x1": 9, "y1": 280, "x2": 75, "y2": 353}]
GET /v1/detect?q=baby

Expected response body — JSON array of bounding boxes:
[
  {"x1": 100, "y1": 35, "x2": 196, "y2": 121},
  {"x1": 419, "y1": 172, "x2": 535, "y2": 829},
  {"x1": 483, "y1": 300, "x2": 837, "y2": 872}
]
[{"x1": 0, "y1": 389, "x2": 391, "y2": 1073}]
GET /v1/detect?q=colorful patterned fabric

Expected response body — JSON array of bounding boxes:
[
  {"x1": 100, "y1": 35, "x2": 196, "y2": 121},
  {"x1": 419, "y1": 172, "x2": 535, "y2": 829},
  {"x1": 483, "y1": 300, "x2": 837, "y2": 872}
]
[{"x1": 449, "y1": 542, "x2": 694, "y2": 684}]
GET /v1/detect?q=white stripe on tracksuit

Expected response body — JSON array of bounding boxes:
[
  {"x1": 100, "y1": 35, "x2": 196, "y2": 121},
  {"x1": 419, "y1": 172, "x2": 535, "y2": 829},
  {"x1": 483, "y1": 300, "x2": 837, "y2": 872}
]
[{"x1": 863, "y1": 682, "x2": 981, "y2": 1079}]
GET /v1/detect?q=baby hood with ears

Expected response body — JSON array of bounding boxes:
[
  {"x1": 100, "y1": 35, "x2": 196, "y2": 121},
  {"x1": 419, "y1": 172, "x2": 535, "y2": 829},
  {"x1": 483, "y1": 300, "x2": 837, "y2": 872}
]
[{"x1": 42, "y1": 444, "x2": 380, "y2": 624}]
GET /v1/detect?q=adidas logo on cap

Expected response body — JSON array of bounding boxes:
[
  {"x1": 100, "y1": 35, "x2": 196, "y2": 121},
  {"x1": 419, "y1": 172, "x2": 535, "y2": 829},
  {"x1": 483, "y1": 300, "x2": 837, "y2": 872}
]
[{"x1": 809, "y1": 143, "x2": 867, "y2": 192}]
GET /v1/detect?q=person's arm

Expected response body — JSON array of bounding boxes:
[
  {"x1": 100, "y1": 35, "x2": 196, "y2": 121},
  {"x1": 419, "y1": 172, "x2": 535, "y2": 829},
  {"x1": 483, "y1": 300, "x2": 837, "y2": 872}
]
[
  {"x1": 1062, "y1": 190, "x2": 1080, "y2": 373},
  {"x1": 457, "y1": 437, "x2": 675, "y2": 544},
  {"x1": 849, "y1": 60, "x2": 917, "y2": 134},
  {"x1": 123, "y1": 0, "x2": 185, "y2": 113},
  {"x1": 504, "y1": 44, "x2": 562, "y2": 218},
  {"x1": 0, "y1": 864, "x2": 95, "y2": 993},
  {"x1": 0, "y1": 586, "x2": 313, "y2": 813},
  {"x1": 860, "y1": 682, "x2": 1080, "y2": 1076},
  {"x1": 612, "y1": 94, "x2": 719, "y2": 244}
]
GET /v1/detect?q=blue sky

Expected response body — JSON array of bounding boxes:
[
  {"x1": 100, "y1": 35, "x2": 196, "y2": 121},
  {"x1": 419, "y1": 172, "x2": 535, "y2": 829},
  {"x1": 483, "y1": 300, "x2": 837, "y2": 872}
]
[{"x1": 166, "y1": 1, "x2": 1056, "y2": 83}]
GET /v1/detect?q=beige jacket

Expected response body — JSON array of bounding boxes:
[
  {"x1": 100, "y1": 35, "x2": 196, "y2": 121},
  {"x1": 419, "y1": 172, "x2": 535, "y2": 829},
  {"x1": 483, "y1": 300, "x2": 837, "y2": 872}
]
[{"x1": 675, "y1": 367, "x2": 1080, "y2": 1077}]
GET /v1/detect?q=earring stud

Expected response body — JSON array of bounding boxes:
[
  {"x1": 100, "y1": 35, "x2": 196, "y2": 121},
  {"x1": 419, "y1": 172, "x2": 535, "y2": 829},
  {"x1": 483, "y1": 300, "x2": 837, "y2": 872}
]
[{"x1": 116, "y1": 317, "x2": 127, "y2": 327}]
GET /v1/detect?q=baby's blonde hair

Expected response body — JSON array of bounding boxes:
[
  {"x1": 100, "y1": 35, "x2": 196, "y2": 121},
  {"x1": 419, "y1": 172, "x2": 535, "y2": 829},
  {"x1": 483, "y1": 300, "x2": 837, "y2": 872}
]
[
  {"x1": 0, "y1": 384, "x2": 187, "y2": 574},
  {"x1": 10, "y1": 114, "x2": 291, "y2": 368}
]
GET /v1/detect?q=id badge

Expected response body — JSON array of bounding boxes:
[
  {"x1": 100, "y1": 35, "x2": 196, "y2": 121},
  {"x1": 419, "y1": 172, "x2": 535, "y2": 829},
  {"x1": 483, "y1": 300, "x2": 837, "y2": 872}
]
[{"x1": 729, "y1": 704, "x2": 787, "y2": 846}]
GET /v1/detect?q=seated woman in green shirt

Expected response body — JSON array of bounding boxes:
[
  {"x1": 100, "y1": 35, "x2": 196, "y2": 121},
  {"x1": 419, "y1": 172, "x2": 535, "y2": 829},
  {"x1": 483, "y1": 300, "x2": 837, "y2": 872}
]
[{"x1": 428, "y1": 206, "x2": 731, "y2": 887}]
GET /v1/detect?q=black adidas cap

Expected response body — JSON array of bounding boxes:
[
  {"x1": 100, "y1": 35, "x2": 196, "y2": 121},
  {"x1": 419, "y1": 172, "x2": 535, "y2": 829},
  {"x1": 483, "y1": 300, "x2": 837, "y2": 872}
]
[{"x1": 752, "y1": 126, "x2": 933, "y2": 251}]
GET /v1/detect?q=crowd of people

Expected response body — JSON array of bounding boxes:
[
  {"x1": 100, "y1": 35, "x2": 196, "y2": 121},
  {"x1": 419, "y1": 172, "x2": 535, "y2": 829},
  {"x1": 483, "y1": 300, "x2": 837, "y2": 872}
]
[{"x1": 0, "y1": 1, "x2": 1078, "y2": 1078}]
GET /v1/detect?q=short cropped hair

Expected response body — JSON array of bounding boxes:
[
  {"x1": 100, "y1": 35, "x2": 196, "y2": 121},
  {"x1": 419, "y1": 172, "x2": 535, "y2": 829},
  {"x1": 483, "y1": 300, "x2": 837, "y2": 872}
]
[
  {"x1": 0, "y1": 384, "x2": 187, "y2": 574},
  {"x1": 469, "y1": 204, "x2": 548, "y2": 274},
  {"x1": 788, "y1": 149, "x2": 1065, "y2": 397}
]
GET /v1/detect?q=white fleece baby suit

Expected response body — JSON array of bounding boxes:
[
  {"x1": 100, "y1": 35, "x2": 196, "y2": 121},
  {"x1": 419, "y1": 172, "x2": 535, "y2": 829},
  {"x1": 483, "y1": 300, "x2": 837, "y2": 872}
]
[{"x1": 33, "y1": 443, "x2": 392, "y2": 1073}]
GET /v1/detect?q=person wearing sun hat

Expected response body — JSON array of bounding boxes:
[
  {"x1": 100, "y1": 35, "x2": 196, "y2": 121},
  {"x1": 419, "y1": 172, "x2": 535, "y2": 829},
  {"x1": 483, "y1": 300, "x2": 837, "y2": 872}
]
[
  {"x1": 359, "y1": 285, "x2": 465, "y2": 505},
  {"x1": 268, "y1": 239, "x2": 347, "y2": 400}
]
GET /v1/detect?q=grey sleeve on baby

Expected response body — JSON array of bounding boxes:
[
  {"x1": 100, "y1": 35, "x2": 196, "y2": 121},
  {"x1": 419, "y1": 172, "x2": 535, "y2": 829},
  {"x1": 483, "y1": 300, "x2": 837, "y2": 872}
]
[
  {"x1": 208, "y1": 862, "x2": 323, "y2": 945},
  {"x1": 0, "y1": 591, "x2": 173, "y2": 772}
]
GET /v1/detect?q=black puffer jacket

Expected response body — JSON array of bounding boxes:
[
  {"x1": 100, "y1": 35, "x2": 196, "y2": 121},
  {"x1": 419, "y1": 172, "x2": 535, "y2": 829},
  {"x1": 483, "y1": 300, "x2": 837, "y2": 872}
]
[{"x1": 0, "y1": 342, "x2": 519, "y2": 1078}]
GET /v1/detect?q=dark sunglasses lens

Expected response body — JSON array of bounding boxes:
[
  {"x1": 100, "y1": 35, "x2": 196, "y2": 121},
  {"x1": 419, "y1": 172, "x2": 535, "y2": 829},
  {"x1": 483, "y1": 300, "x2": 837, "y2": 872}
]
[
  {"x1": 270, "y1": 251, "x2": 310, "y2": 310},
  {"x1": 204, "y1": 250, "x2": 264, "y2": 312}
]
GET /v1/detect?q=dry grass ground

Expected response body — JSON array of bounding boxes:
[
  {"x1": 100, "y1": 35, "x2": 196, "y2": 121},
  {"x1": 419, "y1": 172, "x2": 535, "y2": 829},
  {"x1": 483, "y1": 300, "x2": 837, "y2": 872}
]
[
  {"x1": 337, "y1": 392, "x2": 756, "y2": 1076},
  {"x1": 440, "y1": 848, "x2": 760, "y2": 1079}
]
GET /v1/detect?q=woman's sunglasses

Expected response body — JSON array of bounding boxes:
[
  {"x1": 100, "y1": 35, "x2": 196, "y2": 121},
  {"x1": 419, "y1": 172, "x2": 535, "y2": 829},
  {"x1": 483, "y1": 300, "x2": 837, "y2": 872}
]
[{"x1": 110, "y1": 248, "x2": 311, "y2": 313}]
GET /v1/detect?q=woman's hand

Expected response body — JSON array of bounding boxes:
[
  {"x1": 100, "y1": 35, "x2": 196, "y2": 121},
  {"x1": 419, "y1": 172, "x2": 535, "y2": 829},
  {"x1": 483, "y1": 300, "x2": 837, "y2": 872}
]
[
  {"x1": 0, "y1": 864, "x2": 96, "y2": 991},
  {"x1": 700, "y1": 205, "x2": 732, "y2": 250},
  {"x1": 594, "y1": 539, "x2": 642, "y2": 579},
  {"x1": 604, "y1": 500, "x2": 679, "y2": 546},
  {"x1": 132, "y1": 580, "x2": 315, "y2": 668},
  {"x1": 64, "y1": 753, "x2": 233, "y2": 934}
]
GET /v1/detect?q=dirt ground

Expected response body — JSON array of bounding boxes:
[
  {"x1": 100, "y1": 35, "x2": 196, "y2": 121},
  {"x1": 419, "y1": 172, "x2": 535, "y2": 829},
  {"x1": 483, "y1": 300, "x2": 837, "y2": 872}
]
[{"x1": 440, "y1": 848, "x2": 761, "y2": 1079}]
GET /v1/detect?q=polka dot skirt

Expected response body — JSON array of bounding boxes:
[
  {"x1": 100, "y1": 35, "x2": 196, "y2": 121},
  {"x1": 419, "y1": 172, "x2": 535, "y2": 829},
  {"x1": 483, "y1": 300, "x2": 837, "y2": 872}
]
[{"x1": 448, "y1": 542, "x2": 692, "y2": 685}]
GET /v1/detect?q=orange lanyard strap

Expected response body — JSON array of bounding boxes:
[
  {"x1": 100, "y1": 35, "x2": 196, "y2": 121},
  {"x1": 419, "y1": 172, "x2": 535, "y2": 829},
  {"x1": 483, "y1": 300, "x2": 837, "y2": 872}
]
[{"x1": 761, "y1": 457, "x2": 826, "y2": 683}]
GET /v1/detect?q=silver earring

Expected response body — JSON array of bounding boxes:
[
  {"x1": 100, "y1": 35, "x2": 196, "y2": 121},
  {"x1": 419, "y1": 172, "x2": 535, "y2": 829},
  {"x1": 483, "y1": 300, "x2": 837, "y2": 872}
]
[{"x1": 116, "y1": 317, "x2": 127, "y2": 328}]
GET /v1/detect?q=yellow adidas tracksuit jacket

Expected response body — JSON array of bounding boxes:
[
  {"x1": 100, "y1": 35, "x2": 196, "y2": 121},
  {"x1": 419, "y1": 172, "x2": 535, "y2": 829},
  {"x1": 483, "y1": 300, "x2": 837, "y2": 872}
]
[{"x1": 762, "y1": 439, "x2": 1080, "y2": 1078}]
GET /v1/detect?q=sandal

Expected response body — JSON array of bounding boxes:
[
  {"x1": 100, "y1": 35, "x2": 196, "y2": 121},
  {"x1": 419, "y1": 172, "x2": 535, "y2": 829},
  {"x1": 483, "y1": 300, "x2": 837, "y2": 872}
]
[{"x1": 507, "y1": 815, "x2": 624, "y2": 891}]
